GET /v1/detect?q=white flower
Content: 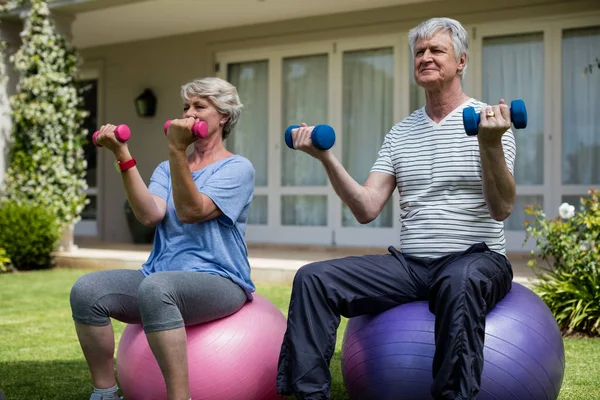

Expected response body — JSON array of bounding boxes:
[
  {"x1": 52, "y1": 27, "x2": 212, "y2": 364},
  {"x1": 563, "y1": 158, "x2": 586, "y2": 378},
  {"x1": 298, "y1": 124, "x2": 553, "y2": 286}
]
[
  {"x1": 580, "y1": 240, "x2": 592, "y2": 252},
  {"x1": 559, "y1": 202, "x2": 575, "y2": 219}
]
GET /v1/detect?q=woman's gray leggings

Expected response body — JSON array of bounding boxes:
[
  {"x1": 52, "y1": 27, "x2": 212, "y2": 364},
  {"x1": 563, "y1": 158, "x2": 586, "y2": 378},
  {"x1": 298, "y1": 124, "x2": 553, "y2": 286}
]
[{"x1": 70, "y1": 269, "x2": 248, "y2": 333}]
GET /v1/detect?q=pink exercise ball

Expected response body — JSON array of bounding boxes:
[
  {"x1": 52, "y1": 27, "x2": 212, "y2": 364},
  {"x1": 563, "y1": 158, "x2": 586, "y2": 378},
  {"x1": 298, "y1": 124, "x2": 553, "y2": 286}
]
[{"x1": 116, "y1": 294, "x2": 287, "y2": 400}]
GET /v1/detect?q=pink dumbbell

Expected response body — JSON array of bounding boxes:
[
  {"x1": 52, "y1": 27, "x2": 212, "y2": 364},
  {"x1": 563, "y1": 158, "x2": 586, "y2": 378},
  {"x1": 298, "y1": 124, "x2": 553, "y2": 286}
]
[
  {"x1": 92, "y1": 124, "x2": 131, "y2": 147},
  {"x1": 164, "y1": 120, "x2": 208, "y2": 139}
]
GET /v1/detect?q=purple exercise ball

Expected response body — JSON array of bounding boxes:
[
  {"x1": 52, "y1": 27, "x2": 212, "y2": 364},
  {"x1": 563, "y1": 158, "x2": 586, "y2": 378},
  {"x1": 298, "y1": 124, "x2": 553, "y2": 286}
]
[{"x1": 341, "y1": 283, "x2": 565, "y2": 400}]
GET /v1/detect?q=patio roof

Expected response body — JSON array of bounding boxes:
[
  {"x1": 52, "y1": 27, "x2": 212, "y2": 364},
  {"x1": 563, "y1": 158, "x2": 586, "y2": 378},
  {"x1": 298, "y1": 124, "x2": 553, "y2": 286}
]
[{"x1": 54, "y1": 0, "x2": 437, "y2": 48}]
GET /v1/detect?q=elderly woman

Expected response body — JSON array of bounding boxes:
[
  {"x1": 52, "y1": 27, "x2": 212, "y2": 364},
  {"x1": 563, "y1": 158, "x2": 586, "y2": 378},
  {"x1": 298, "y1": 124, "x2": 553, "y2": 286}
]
[
  {"x1": 70, "y1": 77, "x2": 256, "y2": 400},
  {"x1": 276, "y1": 17, "x2": 516, "y2": 400}
]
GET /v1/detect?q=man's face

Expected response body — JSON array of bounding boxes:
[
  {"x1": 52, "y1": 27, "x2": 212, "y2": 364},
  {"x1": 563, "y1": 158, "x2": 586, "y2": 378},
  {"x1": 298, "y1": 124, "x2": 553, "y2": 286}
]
[{"x1": 413, "y1": 30, "x2": 466, "y2": 89}]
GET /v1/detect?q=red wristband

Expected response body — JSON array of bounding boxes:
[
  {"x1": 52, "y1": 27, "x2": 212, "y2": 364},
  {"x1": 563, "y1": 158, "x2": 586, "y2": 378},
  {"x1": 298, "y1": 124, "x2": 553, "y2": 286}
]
[{"x1": 116, "y1": 157, "x2": 136, "y2": 172}]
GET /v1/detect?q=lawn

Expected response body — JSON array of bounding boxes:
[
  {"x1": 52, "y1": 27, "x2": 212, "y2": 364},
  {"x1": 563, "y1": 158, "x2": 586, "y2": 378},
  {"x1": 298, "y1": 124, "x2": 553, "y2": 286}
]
[{"x1": 0, "y1": 268, "x2": 599, "y2": 400}]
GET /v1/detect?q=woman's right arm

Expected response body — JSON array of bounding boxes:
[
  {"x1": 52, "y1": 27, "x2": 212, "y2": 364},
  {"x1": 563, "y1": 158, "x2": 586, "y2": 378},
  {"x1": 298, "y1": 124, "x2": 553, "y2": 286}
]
[{"x1": 95, "y1": 124, "x2": 167, "y2": 227}]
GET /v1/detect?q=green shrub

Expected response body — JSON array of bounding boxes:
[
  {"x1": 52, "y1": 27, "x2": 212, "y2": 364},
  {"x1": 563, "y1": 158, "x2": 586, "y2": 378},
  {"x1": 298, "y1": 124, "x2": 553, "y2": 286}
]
[
  {"x1": 0, "y1": 199, "x2": 61, "y2": 271},
  {"x1": 525, "y1": 189, "x2": 600, "y2": 336},
  {"x1": 0, "y1": 247, "x2": 11, "y2": 273}
]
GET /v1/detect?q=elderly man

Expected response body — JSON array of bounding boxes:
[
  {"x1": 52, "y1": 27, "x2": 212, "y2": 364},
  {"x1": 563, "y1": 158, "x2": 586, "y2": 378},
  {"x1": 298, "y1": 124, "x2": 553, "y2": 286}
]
[{"x1": 276, "y1": 17, "x2": 517, "y2": 400}]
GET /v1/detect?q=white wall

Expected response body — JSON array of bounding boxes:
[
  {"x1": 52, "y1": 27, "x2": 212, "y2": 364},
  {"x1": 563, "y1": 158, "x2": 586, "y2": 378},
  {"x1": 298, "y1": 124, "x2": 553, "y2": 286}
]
[{"x1": 80, "y1": 36, "x2": 213, "y2": 242}]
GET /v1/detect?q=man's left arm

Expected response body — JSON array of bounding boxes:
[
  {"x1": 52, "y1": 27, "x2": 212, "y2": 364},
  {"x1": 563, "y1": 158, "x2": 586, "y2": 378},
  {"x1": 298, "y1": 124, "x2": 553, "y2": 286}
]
[{"x1": 477, "y1": 100, "x2": 517, "y2": 221}]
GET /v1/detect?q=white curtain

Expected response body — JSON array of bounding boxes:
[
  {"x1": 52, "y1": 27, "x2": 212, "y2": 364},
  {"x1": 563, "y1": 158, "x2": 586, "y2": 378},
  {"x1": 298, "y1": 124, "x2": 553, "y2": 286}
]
[
  {"x1": 281, "y1": 55, "x2": 329, "y2": 226},
  {"x1": 483, "y1": 33, "x2": 544, "y2": 186},
  {"x1": 227, "y1": 61, "x2": 269, "y2": 225},
  {"x1": 562, "y1": 26, "x2": 600, "y2": 185},
  {"x1": 342, "y1": 48, "x2": 394, "y2": 228},
  {"x1": 281, "y1": 195, "x2": 327, "y2": 226},
  {"x1": 482, "y1": 33, "x2": 544, "y2": 231}
]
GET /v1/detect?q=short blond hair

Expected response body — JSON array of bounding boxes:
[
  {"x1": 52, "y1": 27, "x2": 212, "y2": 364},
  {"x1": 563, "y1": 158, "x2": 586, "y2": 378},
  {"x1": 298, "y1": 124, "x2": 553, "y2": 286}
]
[{"x1": 180, "y1": 77, "x2": 243, "y2": 139}]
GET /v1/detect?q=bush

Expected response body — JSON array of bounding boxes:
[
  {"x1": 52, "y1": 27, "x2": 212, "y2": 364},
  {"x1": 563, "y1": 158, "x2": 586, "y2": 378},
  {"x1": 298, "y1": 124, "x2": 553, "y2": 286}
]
[
  {"x1": 525, "y1": 189, "x2": 600, "y2": 336},
  {"x1": 0, "y1": 199, "x2": 61, "y2": 271}
]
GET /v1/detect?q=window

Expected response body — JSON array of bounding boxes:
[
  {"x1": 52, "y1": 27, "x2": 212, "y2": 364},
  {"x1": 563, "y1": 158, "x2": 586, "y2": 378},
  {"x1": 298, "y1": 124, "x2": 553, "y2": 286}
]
[
  {"x1": 80, "y1": 79, "x2": 98, "y2": 225},
  {"x1": 228, "y1": 61, "x2": 269, "y2": 225},
  {"x1": 481, "y1": 32, "x2": 545, "y2": 231},
  {"x1": 218, "y1": 36, "x2": 402, "y2": 246},
  {"x1": 281, "y1": 54, "x2": 329, "y2": 226},
  {"x1": 562, "y1": 26, "x2": 600, "y2": 186},
  {"x1": 342, "y1": 47, "x2": 394, "y2": 228}
]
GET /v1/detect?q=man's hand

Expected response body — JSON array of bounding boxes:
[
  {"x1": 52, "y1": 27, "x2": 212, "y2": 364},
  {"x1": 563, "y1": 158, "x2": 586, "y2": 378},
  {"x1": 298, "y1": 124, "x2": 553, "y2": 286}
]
[
  {"x1": 292, "y1": 122, "x2": 329, "y2": 160},
  {"x1": 166, "y1": 117, "x2": 199, "y2": 151},
  {"x1": 478, "y1": 99, "x2": 511, "y2": 146},
  {"x1": 476, "y1": 99, "x2": 516, "y2": 221}
]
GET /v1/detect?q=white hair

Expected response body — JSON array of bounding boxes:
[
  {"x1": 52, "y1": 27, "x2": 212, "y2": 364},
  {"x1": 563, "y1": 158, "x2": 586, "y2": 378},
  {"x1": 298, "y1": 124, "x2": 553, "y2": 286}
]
[
  {"x1": 180, "y1": 77, "x2": 243, "y2": 139},
  {"x1": 408, "y1": 17, "x2": 470, "y2": 79}
]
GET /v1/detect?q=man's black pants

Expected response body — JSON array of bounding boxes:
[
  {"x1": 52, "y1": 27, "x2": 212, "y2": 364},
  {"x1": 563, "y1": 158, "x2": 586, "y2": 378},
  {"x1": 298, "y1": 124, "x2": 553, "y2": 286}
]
[{"x1": 276, "y1": 242, "x2": 513, "y2": 400}]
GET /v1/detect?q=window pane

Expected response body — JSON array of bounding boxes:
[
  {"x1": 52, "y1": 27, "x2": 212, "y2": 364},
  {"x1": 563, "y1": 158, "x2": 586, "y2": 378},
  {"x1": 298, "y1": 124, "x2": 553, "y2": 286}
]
[
  {"x1": 81, "y1": 195, "x2": 97, "y2": 221},
  {"x1": 562, "y1": 26, "x2": 600, "y2": 185},
  {"x1": 504, "y1": 195, "x2": 542, "y2": 231},
  {"x1": 281, "y1": 54, "x2": 328, "y2": 187},
  {"x1": 483, "y1": 33, "x2": 544, "y2": 185},
  {"x1": 81, "y1": 79, "x2": 98, "y2": 189},
  {"x1": 247, "y1": 195, "x2": 267, "y2": 225},
  {"x1": 281, "y1": 195, "x2": 327, "y2": 226},
  {"x1": 227, "y1": 61, "x2": 269, "y2": 187},
  {"x1": 342, "y1": 48, "x2": 394, "y2": 228},
  {"x1": 562, "y1": 194, "x2": 591, "y2": 213}
]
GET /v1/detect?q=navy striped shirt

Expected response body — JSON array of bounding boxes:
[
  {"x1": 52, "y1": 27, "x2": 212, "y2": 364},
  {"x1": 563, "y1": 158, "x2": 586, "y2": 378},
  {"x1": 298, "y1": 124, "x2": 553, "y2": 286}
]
[{"x1": 371, "y1": 98, "x2": 516, "y2": 258}]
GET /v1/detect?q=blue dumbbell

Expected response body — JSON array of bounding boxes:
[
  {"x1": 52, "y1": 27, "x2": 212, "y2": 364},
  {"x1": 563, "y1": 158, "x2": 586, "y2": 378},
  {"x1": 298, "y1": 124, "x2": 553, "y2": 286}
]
[
  {"x1": 284, "y1": 124, "x2": 336, "y2": 151},
  {"x1": 463, "y1": 99, "x2": 528, "y2": 136}
]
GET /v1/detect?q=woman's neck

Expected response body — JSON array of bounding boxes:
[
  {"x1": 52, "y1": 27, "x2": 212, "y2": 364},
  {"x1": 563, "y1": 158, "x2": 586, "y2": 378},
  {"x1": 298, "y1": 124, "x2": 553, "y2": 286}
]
[{"x1": 188, "y1": 137, "x2": 233, "y2": 171}]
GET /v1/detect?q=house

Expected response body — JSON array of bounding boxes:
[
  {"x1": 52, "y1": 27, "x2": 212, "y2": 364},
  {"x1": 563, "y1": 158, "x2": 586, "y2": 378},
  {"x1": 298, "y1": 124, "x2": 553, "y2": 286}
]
[{"x1": 0, "y1": 0, "x2": 599, "y2": 254}]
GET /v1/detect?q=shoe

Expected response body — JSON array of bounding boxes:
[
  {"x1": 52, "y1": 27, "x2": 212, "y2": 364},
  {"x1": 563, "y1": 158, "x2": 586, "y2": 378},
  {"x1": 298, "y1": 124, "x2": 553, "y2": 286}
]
[{"x1": 89, "y1": 394, "x2": 125, "y2": 400}]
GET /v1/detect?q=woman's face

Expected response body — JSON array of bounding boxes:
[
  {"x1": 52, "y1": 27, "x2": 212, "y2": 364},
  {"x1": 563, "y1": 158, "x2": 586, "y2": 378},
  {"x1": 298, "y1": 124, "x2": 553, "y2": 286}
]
[{"x1": 183, "y1": 95, "x2": 227, "y2": 135}]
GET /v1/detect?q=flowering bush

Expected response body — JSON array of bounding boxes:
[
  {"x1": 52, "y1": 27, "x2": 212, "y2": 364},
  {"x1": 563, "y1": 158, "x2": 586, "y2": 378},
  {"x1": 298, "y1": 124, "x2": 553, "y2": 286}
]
[
  {"x1": 1, "y1": 0, "x2": 89, "y2": 228},
  {"x1": 524, "y1": 189, "x2": 600, "y2": 336}
]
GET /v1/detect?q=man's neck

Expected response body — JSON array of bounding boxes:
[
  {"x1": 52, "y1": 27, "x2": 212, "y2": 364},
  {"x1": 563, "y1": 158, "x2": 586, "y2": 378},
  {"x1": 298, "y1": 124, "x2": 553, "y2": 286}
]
[{"x1": 424, "y1": 80, "x2": 469, "y2": 123}]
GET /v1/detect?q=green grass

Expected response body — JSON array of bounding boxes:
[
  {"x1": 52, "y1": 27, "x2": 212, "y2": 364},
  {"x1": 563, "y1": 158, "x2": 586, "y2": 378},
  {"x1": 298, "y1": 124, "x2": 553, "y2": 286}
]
[{"x1": 1, "y1": 269, "x2": 599, "y2": 400}]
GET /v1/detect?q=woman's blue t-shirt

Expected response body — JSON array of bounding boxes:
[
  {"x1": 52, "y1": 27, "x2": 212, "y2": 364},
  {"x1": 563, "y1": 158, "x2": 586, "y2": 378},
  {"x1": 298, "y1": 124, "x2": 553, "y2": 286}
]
[{"x1": 140, "y1": 154, "x2": 256, "y2": 299}]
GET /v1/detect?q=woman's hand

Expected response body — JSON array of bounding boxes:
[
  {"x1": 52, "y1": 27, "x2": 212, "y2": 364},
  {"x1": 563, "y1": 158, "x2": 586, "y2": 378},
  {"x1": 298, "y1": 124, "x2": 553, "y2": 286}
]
[
  {"x1": 94, "y1": 124, "x2": 129, "y2": 157},
  {"x1": 166, "y1": 117, "x2": 198, "y2": 151}
]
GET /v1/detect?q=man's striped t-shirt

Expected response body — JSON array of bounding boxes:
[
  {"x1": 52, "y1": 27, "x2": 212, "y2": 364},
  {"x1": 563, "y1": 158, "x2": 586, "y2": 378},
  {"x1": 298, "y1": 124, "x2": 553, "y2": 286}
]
[{"x1": 370, "y1": 98, "x2": 516, "y2": 258}]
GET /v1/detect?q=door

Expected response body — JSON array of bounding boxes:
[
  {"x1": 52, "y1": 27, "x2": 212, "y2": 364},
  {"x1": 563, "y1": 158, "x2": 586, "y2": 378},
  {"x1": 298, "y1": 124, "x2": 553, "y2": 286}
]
[
  {"x1": 222, "y1": 44, "x2": 336, "y2": 246},
  {"x1": 473, "y1": 15, "x2": 600, "y2": 252},
  {"x1": 556, "y1": 23, "x2": 600, "y2": 216}
]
